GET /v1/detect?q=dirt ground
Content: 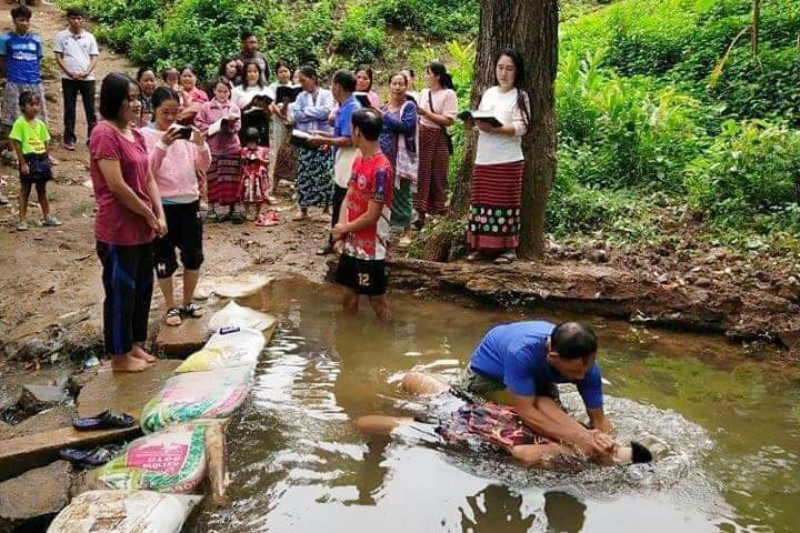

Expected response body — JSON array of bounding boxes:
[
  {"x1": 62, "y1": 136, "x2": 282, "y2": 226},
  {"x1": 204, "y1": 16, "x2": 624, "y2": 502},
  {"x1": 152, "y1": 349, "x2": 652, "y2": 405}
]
[{"x1": 0, "y1": 1, "x2": 797, "y2": 370}]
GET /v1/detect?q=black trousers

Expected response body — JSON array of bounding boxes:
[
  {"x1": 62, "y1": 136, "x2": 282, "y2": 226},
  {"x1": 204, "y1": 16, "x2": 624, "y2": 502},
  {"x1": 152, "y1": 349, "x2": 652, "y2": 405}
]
[
  {"x1": 62, "y1": 79, "x2": 96, "y2": 144},
  {"x1": 329, "y1": 184, "x2": 348, "y2": 245},
  {"x1": 97, "y1": 241, "x2": 154, "y2": 356}
]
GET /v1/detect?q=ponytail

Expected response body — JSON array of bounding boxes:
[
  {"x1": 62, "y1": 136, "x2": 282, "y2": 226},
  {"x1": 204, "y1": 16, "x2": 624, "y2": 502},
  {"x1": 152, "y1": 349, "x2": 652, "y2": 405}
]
[{"x1": 427, "y1": 61, "x2": 456, "y2": 91}]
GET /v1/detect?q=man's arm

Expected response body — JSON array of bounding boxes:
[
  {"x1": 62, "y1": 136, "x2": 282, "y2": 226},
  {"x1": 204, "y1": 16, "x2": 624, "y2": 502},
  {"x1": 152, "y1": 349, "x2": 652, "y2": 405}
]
[
  {"x1": 514, "y1": 393, "x2": 599, "y2": 452},
  {"x1": 54, "y1": 52, "x2": 73, "y2": 78},
  {"x1": 588, "y1": 408, "x2": 613, "y2": 434}
]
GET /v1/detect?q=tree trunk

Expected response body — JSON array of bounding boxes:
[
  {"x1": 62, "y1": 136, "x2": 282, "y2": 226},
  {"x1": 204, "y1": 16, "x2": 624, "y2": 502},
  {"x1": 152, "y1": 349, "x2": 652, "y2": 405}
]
[
  {"x1": 751, "y1": 0, "x2": 760, "y2": 58},
  {"x1": 421, "y1": 0, "x2": 558, "y2": 261}
]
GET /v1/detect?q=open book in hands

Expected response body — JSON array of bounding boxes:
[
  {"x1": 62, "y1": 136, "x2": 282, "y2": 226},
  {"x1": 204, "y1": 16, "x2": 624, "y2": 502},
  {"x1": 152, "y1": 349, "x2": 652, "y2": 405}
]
[
  {"x1": 458, "y1": 110, "x2": 503, "y2": 128},
  {"x1": 275, "y1": 85, "x2": 303, "y2": 104}
]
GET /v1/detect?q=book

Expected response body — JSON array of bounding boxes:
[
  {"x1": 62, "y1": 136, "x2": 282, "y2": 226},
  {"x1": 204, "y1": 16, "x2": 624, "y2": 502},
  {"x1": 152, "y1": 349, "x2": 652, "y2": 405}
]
[
  {"x1": 354, "y1": 91, "x2": 373, "y2": 108},
  {"x1": 457, "y1": 110, "x2": 503, "y2": 128},
  {"x1": 275, "y1": 84, "x2": 303, "y2": 103},
  {"x1": 290, "y1": 128, "x2": 314, "y2": 147},
  {"x1": 207, "y1": 116, "x2": 234, "y2": 137}
]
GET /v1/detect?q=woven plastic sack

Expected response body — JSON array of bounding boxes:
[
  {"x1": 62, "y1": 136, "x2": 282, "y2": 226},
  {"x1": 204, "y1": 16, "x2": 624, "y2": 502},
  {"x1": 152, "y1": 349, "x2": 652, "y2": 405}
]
[
  {"x1": 47, "y1": 490, "x2": 202, "y2": 533},
  {"x1": 207, "y1": 301, "x2": 275, "y2": 332},
  {"x1": 141, "y1": 367, "x2": 252, "y2": 433},
  {"x1": 92, "y1": 423, "x2": 210, "y2": 494},
  {"x1": 175, "y1": 327, "x2": 265, "y2": 373}
]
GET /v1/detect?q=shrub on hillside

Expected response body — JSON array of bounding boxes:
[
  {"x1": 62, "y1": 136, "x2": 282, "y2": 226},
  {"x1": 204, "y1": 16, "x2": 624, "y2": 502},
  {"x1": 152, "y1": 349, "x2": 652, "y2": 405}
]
[
  {"x1": 333, "y1": 3, "x2": 387, "y2": 64},
  {"x1": 557, "y1": 50, "x2": 704, "y2": 191},
  {"x1": 685, "y1": 120, "x2": 800, "y2": 233},
  {"x1": 376, "y1": 0, "x2": 478, "y2": 40}
]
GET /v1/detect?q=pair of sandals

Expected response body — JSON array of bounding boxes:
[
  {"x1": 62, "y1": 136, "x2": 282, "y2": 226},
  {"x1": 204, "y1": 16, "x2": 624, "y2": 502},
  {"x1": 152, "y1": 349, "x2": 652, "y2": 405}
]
[
  {"x1": 466, "y1": 250, "x2": 517, "y2": 264},
  {"x1": 166, "y1": 302, "x2": 204, "y2": 327},
  {"x1": 72, "y1": 410, "x2": 136, "y2": 431},
  {"x1": 255, "y1": 211, "x2": 279, "y2": 227},
  {"x1": 60, "y1": 443, "x2": 125, "y2": 468}
]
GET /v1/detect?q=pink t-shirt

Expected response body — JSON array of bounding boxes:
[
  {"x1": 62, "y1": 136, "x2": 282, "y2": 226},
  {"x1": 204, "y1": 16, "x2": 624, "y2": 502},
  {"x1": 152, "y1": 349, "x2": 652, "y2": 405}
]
[
  {"x1": 419, "y1": 88, "x2": 458, "y2": 129},
  {"x1": 89, "y1": 121, "x2": 155, "y2": 245}
]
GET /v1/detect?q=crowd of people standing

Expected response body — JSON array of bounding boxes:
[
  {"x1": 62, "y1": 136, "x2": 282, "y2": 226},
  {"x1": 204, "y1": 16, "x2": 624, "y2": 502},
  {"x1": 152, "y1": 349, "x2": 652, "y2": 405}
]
[{"x1": 0, "y1": 5, "x2": 532, "y2": 370}]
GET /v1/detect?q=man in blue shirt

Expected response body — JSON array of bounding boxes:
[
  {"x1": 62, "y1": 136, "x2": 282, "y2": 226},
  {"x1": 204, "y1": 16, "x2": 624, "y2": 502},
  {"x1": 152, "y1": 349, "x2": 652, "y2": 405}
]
[
  {"x1": 310, "y1": 69, "x2": 361, "y2": 255},
  {"x1": 0, "y1": 6, "x2": 47, "y2": 130},
  {"x1": 456, "y1": 320, "x2": 615, "y2": 459}
]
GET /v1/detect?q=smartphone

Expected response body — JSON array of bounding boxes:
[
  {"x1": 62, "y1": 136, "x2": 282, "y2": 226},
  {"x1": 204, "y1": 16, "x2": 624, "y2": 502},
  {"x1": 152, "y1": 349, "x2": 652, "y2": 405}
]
[{"x1": 169, "y1": 125, "x2": 193, "y2": 140}]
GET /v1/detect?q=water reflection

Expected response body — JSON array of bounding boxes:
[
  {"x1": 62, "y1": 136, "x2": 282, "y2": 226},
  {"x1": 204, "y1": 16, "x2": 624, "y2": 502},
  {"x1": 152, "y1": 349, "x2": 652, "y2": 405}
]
[
  {"x1": 460, "y1": 484, "x2": 537, "y2": 533},
  {"x1": 544, "y1": 491, "x2": 586, "y2": 533}
]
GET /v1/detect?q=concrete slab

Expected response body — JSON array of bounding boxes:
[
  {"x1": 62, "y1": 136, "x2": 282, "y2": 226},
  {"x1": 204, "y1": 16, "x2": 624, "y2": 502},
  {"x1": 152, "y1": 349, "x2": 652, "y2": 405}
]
[
  {"x1": 0, "y1": 360, "x2": 180, "y2": 481},
  {"x1": 155, "y1": 314, "x2": 212, "y2": 356},
  {"x1": 195, "y1": 274, "x2": 273, "y2": 300},
  {"x1": 0, "y1": 460, "x2": 72, "y2": 531}
]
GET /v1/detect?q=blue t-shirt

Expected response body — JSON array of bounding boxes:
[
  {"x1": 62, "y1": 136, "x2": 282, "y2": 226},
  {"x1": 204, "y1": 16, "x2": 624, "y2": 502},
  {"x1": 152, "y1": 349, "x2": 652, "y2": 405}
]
[
  {"x1": 469, "y1": 321, "x2": 604, "y2": 408},
  {"x1": 0, "y1": 31, "x2": 44, "y2": 84},
  {"x1": 334, "y1": 95, "x2": 361, "y2": 140}
]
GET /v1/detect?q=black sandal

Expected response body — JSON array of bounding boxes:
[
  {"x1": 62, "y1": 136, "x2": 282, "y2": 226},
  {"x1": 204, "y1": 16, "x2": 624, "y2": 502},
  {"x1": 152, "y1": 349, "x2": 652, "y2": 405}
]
[{"x1": 182, "y1": 302, "x2": 204, "y2": 319}]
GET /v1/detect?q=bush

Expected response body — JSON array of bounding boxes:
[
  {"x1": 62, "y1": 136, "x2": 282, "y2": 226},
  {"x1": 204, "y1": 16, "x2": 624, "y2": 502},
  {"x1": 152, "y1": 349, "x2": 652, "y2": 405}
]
[
  {"x1": 685, "y1": 120, "x2": 800, "y2": 232},
  {"x1": 557, "y1": 50, "x2": 705, "y2": 191},
  {"x1": 375, "y1": 0, "x2": 478, "y2": 41},
  {"x1": 333, "y1": 2, "x2": 387, "y2": 64}
]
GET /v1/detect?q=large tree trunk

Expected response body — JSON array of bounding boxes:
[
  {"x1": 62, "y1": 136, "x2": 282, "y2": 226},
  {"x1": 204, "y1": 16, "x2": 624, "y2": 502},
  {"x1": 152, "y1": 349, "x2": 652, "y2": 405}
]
[{"x1": 421, "y1": 0, "x2": 558, "y2": 261}]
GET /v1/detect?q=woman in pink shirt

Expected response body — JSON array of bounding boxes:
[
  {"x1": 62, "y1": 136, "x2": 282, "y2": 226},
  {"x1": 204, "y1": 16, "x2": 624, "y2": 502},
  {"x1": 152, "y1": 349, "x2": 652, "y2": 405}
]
[
  {"x1": 355, "y1": 65, "x2": 380, "y2": 107},
  {"x1": 415, "y1": 61, "x2": 457, "y2": 230},
  {"x1": 141, "y1": 86, "x2": 211, "y2": 327},
  {"x1": 195, "y1": 77, "x2": 242, "y2": 222},
  {"x1": 176, "y1": 66, "x2": 209, "y2": 125},
  {"x1": 90, "y1": 73, "x2": 166, "y2": 373}
]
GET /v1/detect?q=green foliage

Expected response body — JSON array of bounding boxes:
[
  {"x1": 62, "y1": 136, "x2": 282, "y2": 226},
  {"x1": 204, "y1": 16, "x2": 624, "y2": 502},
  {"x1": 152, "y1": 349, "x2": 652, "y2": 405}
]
[
  {"x1": 557, "y1": 50, "x2": 705, "y2": 191},
  {"x1": 563, "y1": 0, "x2": 800, "y2": 124},
  {"x1": 685, "y1": 120, "x2": 800, "y2": 233},
  {"x1": 375, "y1": 0, "x2": 478, "y2": 41},
  {"x1": 333, "y1": 2, "x2": 387, "y2": 64}
]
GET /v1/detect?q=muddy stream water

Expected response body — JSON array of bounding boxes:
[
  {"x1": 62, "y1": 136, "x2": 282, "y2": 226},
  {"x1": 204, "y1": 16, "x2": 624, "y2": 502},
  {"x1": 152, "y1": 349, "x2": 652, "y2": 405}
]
[{"x1": 188, "y1": 280, "x2": 799, "y2": 533}]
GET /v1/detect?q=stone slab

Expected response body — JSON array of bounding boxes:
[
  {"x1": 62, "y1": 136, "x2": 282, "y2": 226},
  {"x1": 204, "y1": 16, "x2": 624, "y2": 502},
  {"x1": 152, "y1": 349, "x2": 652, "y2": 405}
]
[
  {"x1": 0, "y1": 460, "x2": 72, "y2": 532},
  {"x1": 0, "y1": 360, "x2": 180, "y2": 481},
  {"x1": 155, "y1": 313, "x2": 212, "y2": 356}
]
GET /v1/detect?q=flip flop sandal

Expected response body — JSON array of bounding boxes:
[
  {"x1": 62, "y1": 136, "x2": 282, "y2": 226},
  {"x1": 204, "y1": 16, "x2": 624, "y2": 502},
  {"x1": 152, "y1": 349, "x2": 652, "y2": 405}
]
[
  {"x1": 182, "y1": 302, "x2": 204, "y2": 319},
  {"x1": 59, "y1": 444, "x2": 124, "y2": 467},
  {"x1": 494, "y1": 251, "x2": 516, "y2": 264},
  {"x1": 165, "y1": 307, "x2": 182, "y2": 326},
  {"x1": 465, "y1": 252, "x2": 482, "y2": 262},
  {"x1": 72, "y1": 410, "x2": 135, "y2": 431}
]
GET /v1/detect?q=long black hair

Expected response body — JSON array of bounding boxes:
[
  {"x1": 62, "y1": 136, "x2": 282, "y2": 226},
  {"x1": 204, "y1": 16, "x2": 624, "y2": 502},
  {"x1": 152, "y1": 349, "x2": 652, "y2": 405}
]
[
  {"x1": 241, "y1": 60, "x2": 265, "y2": 88},
  {"x1": 99, "y1": 72, "x2": 136, "y2": 121},
  {"x1": 496, "y1": 47, "x2": 531, "y2": 130},
  {"x1": 426, "y1": 61, "x2": 455, "y2": 91},
  {"x1": 151, "y1": 86, "x2": 179, "y2": 110},
  {"x1": 355, "y1": 64, "x2": 374, "y2": 91}
]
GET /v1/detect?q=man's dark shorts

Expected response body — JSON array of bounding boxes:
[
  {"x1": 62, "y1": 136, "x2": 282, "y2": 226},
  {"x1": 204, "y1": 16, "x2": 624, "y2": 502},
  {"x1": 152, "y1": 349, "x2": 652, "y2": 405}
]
[
  {"x1": 452, "y1": 365, "x2": 561, "y2": 403},
  {"x1": 153, "y1": 201, "x2": 204, "y2": 279},
  {"x1": 336, "y1": 253, "x2": 388, "y2": 296}
]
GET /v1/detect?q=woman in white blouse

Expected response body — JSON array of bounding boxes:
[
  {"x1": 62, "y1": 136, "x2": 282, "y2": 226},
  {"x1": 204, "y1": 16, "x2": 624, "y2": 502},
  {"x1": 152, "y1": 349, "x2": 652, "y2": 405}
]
[{"x1": 465, "y1": 48, "x2": 530, "y2": 264}]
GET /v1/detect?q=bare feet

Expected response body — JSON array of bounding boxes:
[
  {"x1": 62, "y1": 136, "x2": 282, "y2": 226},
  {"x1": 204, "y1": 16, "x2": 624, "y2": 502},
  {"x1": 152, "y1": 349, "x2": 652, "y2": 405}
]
[
  {"x1": 111, "y1": 353, "x2": 154, "y2": 373},
  {"x1": 131, "y1": 344, "x2": 157, "y2": 363}
]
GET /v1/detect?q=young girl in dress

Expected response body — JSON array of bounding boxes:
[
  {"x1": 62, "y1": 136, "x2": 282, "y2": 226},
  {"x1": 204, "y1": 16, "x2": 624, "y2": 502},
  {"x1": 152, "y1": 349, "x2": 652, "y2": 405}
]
[
  {"x1": 195, "y1": 77, "x2": 242, "y2": 222},
  {"x1": 239, "y1": 127, "x2": 276, "y2": 226}
]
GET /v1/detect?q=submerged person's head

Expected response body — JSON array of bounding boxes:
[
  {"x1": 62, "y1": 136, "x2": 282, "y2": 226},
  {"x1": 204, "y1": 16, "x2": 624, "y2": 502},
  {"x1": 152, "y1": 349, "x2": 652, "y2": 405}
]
[{"x1": 547, "y1": 322, "x2": 598, "y2": 380}]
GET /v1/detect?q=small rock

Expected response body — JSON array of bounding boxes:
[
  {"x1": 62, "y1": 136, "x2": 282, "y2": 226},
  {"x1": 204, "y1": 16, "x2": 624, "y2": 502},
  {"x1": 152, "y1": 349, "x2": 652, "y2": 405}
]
[
  {"x1": 777, "y1": 329, "x2": 800, "y2": 350},
  {"x1": 18, "y1": 384, "x2": 67, "y2": 415},
  {"x1": 67, "y1": 370, "x2": 98, "y2": 397},
  {"x1": 694, "y1": 277, "x2": 712, "y2": 288},
  {"x1": 0, "y1": 461, "x2": 72, "y2": 531},
  {"x1": 683, "y1": 273, "x2": 697, "y2": 284},
  {"x1": 589, "y1": 249, "x2": 608, "y2": 263},
  {"x1": 13, "y1": 338, "x2": 64, "y2": 362}
]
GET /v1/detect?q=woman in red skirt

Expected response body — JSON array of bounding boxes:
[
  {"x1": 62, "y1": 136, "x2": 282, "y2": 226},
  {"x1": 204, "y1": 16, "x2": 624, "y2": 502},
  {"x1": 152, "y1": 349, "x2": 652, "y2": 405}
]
[
  {"x1": 415, "y1": 61, "x2": 458, "y2": 230},
  {"x1": 466, "y1": 48, "x2": 530, "y2": 264}
]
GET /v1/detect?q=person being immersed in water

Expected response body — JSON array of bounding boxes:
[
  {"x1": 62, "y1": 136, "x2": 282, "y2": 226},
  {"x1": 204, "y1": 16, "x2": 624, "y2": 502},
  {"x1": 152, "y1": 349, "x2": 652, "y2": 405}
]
[
  {"x1": 357, "y1": 372, "x2": 653, "y2": 468},
  {"x1": 454, "y1": 320, "x2": 618, "y2": 461}
]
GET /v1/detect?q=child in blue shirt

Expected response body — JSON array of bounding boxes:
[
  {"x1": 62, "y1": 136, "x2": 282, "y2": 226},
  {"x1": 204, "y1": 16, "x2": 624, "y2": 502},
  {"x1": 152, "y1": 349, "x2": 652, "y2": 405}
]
[{"x1": 0, "y1": 6, "x2": 47, "y2": 130}]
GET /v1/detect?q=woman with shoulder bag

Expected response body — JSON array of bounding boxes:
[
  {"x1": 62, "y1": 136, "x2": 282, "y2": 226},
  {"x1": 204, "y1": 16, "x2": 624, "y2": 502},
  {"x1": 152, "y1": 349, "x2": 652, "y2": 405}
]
[{"x1": 415, "y1": 61, "x2": 457, "y2": 230}]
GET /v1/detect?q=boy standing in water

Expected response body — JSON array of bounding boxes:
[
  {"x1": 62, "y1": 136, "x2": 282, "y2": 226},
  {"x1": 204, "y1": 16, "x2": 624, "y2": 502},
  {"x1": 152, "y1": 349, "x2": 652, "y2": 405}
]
[{"x1": 332, "y1": 109, "x2": 393, "y2": 322}]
